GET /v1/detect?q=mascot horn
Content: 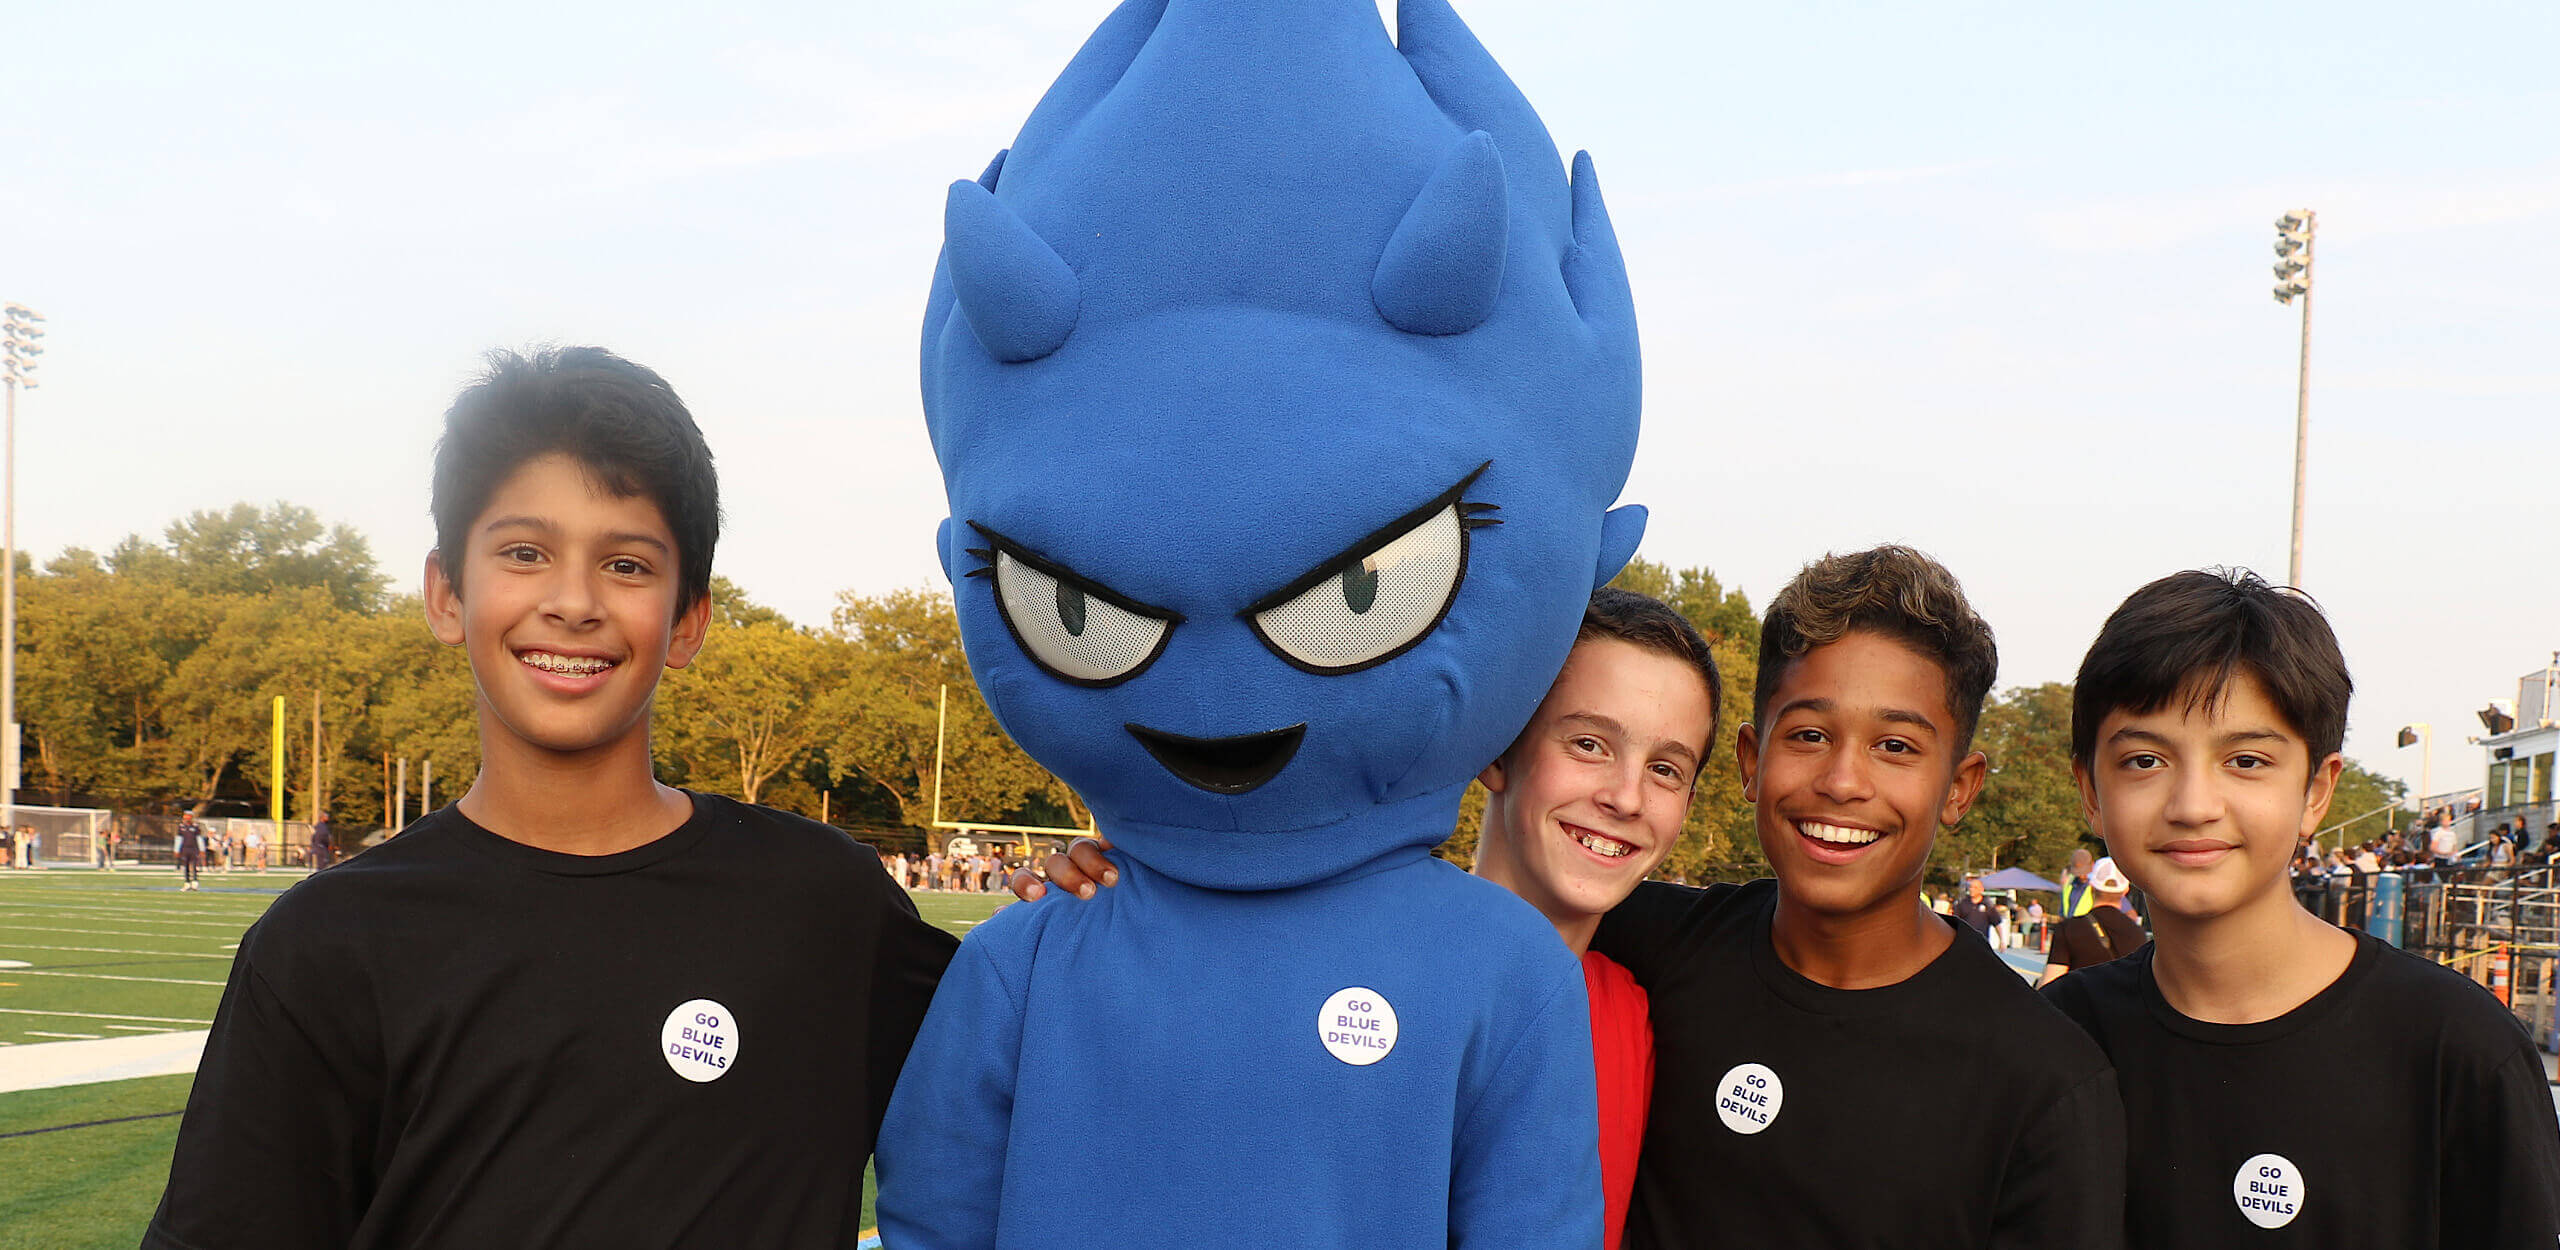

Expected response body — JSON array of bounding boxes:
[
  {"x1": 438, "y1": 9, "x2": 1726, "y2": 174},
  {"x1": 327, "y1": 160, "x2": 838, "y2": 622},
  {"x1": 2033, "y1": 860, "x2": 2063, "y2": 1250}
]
[{"x1": 879, "y1": 0, "x2": 1643, "y2": 1243}]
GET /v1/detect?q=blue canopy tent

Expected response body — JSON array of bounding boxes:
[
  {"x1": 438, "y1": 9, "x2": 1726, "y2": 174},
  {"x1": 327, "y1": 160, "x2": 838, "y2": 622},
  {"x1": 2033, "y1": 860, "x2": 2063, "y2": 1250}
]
[{"x1": 1978, "y1": 867, "x2": 2064, "y2": 893}]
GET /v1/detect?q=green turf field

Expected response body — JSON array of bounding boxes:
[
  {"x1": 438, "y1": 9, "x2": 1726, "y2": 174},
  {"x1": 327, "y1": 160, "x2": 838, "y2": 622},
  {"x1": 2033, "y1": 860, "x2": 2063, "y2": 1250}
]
[{"x1": 0, "y1": 868, "x2": 1010, "y2": 1249}]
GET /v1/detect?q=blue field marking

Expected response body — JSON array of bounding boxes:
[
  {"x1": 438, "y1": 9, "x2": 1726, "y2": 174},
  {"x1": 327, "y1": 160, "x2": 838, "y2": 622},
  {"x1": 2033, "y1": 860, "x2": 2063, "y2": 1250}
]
[{"x1": 1997, "y1": 948, "x2": 2045, "y2": 982}]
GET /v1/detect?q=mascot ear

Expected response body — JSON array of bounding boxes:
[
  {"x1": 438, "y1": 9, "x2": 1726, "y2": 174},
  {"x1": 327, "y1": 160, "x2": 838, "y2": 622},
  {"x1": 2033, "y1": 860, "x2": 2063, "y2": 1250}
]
[
  {"x1": 1594, "y1": 504, "x2": 1647, "y2": 591},
  {"x1": 1373, "y1": 131, "x2": 1508, "y2": 336},
  {"x1": 935, "y1": 517, "x2": 958, "y2": 585},
  {"x1": 945, "y1": 180, "x2": 1081, "y2": 363}
]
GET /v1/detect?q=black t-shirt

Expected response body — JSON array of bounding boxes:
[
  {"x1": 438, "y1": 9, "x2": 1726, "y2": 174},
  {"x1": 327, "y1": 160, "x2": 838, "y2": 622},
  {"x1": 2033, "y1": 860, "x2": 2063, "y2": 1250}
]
[
  {"x1": 2043, "y1": 931, "x2": 2560, "y2": 1249},
  {"x1": 1593, "y1": 878, "x2": 2126, "y2": 1249},
  {"x1": 145, "y1": 794, "x2": 957, "y2": 1250},
  {"x1": 2046, "y1": 907, "x2": 2146, "y2": 975}
]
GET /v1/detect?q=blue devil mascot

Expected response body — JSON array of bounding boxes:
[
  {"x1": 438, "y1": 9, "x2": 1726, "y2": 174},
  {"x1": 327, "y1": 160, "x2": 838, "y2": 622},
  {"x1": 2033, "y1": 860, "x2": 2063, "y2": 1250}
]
[{"x1": 877, "y1": 1, "x2": 1642, "y2": 1243}]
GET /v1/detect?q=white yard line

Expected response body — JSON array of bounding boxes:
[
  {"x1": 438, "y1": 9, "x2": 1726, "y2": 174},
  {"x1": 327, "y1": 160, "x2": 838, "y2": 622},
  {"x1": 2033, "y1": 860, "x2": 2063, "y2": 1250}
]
[
  {"x1": 0, "y1": 1007, "x2": 213, "y2": 1025},
  {"x1": 0, "y1": 907, "x2": 256, "y2": 929},
  {"x1": 104, "y1": 1025, "x2": 171, "y2": 1033},
  {"x1": 0, "y1": 942, "x2": 229, "y2": 960},
  {"x1": 3, "y1": 968, "x2": 225, "y2": 987},
  {"x1": 0, "y1": 1030, "x2": 208, "y2": 1094},
  {"x1": 24, "y1": 1031, "x2": 102, "y2": 1040},
  {"x1": 0, "y1": 923, "x2": 243, "y2": 943}
]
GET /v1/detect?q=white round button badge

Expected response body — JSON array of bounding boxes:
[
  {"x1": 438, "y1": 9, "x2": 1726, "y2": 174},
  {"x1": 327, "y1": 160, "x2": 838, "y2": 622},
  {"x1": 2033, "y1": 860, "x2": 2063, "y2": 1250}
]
[
  {"x1": 2232, "y1": 1153, "x2": 2304, "y2": 1229},
  {"x1": 661, "y1": 998, "x2": 739, "y2": 1083},
  {"x1": 1317, "y1": 987, "x2": 1398, "y2": 1065},
  {"x1": 1714, "y1": 1062, "x2": 1783, "y2": 1135}
]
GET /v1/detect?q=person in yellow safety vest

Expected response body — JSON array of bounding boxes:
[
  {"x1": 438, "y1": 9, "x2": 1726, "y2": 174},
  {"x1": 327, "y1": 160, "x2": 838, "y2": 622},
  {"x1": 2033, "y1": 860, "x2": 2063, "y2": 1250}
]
[{"x1": 2059, "y1": 847, "x2": 2098, "y2": 919}]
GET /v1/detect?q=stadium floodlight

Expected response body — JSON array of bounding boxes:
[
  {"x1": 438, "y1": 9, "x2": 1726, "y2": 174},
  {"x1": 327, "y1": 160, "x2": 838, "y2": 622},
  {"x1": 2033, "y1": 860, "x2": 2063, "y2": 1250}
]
[
  {"x1": 2269, "y1": 209, "x2": 2315, "y2": 589},
  {"x1": 0, "y1": 303, "x2": 37, "y2": 836},
  {"x1": 2398, "y1": 723, "x2": 2432, "y2": 809},
  {"x1": 2479, "y1": 702, "x2": 2517, "y2": 736}
]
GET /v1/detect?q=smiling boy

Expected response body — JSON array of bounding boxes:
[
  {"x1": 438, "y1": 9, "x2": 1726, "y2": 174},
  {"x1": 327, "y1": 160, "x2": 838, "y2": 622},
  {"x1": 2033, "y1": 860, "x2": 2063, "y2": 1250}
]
[
  {"x1": 144, "y1": 348, "x2": 956, "y2": 1250},
  {"x1": 2042, "y1": 569, "x2": 2560, "y2": 1248},
  {"x1": 1466, "y1": 589, "x2": 1720, "y2": 1250},
  {"x1": 1590, "y1": 546, "x2": 2124, "y2": 1250}
]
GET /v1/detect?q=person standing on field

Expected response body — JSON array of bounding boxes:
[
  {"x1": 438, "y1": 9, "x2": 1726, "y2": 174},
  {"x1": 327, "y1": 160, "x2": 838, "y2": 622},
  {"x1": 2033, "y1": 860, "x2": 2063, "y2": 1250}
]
[
  {"x1": 174, "y1": 812, "x2": 206, "y2": 892},
  {"x1": 308, "y1": 815, "x2": 335, "y2": 872}
]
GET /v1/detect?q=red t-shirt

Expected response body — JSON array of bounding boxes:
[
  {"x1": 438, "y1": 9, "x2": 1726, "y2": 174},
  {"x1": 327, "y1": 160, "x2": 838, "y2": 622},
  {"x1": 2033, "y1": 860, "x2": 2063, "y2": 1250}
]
[{"x1": 1583, "y1": 949, "x2": 1653, "y2": 1250}]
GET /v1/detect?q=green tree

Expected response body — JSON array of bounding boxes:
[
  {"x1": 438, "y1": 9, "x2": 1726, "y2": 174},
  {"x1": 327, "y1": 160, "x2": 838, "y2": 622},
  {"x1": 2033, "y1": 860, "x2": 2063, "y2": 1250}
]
[
  {"x1": 114, "y1": 503, "x2": 387, "y2": 611},
  {"x1": 657, "y1": 616, "x2": 850, "y2": 805},
  {"x1": 1939, "y1": 682, "x2": 2089, "y2": 884},
  {"x1": 818, "y1": 588, "x2": 1074, "y2": 834},
  {"x1": 366, "y1": 604, "x2": 482, "y2": 823},
  {"x1": 2320, "y1": 759, "x2": 2410, "y2": 845},
  {"x1": 15, "y1": 559, "x2": 208, "y2": 804}
]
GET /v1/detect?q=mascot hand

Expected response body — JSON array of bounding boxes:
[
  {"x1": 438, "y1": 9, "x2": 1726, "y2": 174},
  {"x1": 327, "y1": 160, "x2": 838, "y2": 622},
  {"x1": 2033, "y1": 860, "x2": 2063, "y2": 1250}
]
[{"x1": 1007, "y1": 836, "x2": 1119, "y2": 902}]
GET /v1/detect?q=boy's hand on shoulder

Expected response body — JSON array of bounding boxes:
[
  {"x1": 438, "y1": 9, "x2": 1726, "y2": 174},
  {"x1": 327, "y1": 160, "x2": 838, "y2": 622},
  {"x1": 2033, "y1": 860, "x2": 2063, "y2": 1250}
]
[{"x1": 1005, "y1": 836, "x2": 1118, "y2": 902}]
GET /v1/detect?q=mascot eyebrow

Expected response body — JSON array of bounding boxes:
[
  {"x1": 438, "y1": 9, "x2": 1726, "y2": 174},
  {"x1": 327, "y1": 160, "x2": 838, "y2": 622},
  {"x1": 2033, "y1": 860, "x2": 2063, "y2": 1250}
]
[
  {"x1": 1240, "y1": 460, "x2": 1499, "y2": 676},
  {"x1": 963, "y1": 522, "x2": 1185, "y2": 690}
]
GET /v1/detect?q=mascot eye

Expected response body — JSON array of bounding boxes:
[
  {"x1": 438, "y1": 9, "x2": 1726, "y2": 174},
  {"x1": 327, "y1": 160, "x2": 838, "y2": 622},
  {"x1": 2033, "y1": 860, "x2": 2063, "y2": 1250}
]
[
  {"x1": 972, "y1": 531, "x2": 1179, "y2": 688},
  {"x1": 1247, "y1": 497, "x2": 1471, "y2": 675}
]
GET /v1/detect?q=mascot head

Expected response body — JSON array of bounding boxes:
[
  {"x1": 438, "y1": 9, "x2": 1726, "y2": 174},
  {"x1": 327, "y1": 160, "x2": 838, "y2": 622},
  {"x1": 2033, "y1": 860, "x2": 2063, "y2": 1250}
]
[{"x1": 924, "y1": 0, "x2": 1643, "y2": 890}]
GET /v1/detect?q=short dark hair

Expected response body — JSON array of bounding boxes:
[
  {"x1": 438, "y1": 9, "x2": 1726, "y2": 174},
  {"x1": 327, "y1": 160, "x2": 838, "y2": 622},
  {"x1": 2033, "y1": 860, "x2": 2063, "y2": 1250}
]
[
  {"x1": 431, "y1": 347, "x2": 720, "y2": 614},
  {"x1": 2071, "y1": 568, "x2": 2351, "y2": 768},
  {"x1": 1753, "y1": 545, "x2": 1998, "y2": 749},
  {"x1": 1577, "y1": 587, "x2": 1725, "y2": 749}
]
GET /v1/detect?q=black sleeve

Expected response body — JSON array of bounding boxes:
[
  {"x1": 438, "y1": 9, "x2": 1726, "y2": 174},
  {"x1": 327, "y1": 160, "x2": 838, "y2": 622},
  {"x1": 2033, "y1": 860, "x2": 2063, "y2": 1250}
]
[
  {"x1": 1988, "y1": 1067, "x2": 2127, "y2": 1250},
  {"x1": 2042, "y1": 918, "x2": 2082, "y2": 971},
  {"x1": 2440, "y1": 1043, "x2": 2560, "y2": 1248},
  {"x1": 863, "y1": 868, "x2": 961, "y2": 1145},
  {"x1": 143, "y1": 934, "x2": 379, "y2": 1249},
  {"x1": 1591, "y1": 880, "x2": 1709, "y2": 983}
]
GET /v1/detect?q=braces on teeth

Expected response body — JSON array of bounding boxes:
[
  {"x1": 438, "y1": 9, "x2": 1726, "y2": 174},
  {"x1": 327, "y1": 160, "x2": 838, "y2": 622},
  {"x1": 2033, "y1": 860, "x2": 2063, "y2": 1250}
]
[{"x1": 523, "y1": 653, "x2": 613, "y2": 675}]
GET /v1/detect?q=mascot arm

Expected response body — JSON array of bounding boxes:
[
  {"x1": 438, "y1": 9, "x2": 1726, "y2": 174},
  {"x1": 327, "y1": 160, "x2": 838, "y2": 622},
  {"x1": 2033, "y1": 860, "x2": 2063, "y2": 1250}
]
[
  {"x1": 874, "y1": 938, "x2": 1026, "y2": 1249},
  {"x1": 1450, "y1": 963, "x2": 1605, "y2": 1248}
]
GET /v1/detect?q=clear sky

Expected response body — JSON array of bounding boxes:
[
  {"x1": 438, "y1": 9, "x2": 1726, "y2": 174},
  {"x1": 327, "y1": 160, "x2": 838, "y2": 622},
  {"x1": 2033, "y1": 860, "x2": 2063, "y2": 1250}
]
[{"x1": 8, "y1": 0, "x2": 2554, "y2": 809}]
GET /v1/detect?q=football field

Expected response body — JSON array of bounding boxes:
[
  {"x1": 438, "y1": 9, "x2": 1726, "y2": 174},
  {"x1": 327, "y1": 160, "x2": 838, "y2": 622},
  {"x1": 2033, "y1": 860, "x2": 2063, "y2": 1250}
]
[{"x1": 0, "y1": 867, "x2": 1008, "y2": 1249}]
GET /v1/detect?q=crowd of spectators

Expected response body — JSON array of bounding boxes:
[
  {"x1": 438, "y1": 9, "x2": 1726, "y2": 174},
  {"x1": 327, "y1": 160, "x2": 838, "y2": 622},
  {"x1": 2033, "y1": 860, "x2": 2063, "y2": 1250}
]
[
  {"x1": 883, "y1": 848, "x2": 1019, "y2": 894},
  {"x1": 2289, "y1": 809, "x2": 2560, "y2": 886}
]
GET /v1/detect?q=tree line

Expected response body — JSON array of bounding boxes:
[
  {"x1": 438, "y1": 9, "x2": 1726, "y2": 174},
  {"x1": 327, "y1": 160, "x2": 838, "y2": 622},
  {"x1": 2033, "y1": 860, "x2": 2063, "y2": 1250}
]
[
  {"x1": 14, "y1": 502, "x2": 1068, "y2": 843},
  {"x1": 14, "y1": 503, "x2": 2404, "y2": 882}
]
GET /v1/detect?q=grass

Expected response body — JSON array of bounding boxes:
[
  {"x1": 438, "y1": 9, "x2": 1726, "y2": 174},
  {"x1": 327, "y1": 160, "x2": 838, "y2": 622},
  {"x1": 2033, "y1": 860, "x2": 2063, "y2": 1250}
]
[{"x1": 0, "y1": 868, "x2": 1009, "y2": 1249}]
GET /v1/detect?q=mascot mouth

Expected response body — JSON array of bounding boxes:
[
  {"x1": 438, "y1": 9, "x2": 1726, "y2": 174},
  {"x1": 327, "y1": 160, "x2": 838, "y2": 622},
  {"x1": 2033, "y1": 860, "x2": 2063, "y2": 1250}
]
[{"x1": 1125, "y1": 722, "x2": 1307, "y2": 795}]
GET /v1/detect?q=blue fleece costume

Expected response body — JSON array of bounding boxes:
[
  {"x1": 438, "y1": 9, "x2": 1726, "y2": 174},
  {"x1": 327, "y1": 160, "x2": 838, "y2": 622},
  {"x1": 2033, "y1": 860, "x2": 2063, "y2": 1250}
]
[{"x1": 876, "y1": 2, "x2": 1642, "y2": 1244}]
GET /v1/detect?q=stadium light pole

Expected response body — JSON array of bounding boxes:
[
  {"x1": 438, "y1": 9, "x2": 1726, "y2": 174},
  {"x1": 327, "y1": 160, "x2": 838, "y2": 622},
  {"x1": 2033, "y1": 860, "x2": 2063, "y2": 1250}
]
[
  {"x1": 2272, "y1": 211, "x2": 2316, "y2": 588},
  {"x1": 0, "y1": 303, "x2": 46, "y2": 839}
]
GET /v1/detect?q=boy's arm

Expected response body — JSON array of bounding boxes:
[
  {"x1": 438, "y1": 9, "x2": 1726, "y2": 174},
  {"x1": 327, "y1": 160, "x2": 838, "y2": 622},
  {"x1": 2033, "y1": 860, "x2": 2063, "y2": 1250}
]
[
  {"x1": 1449, "y1": 965, "x2": 1604, "y2": 1249},
  {"x1": 865, "y1": 868, "x2": 962, "y2": 1145},
  {"x1": 874, "y1": 937, "x2": 1026, "y2": 1250},
  {"x1": 2439, "y1": 1044, "x2": 2560, "y2": 1247},
  {"x1": 1987, "y1": 1068, "x2": 2126, "y2": 1250},
  {"x1": 143, "y1": 941, "x2": 377, "y2": 1249}
]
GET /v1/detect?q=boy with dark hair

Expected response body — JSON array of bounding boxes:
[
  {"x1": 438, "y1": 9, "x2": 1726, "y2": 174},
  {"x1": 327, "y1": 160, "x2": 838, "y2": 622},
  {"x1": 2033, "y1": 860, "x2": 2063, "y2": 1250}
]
[
  {"x1": 2043, "y1": 568, "x2": 2560, "y2": 1248},
  {"x1": 145, "y1": 347, "x2": 957, "y2": 1250},
  {"x1": 1590, "y1": 545, "x2": 2124, "y2": 1249}
]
